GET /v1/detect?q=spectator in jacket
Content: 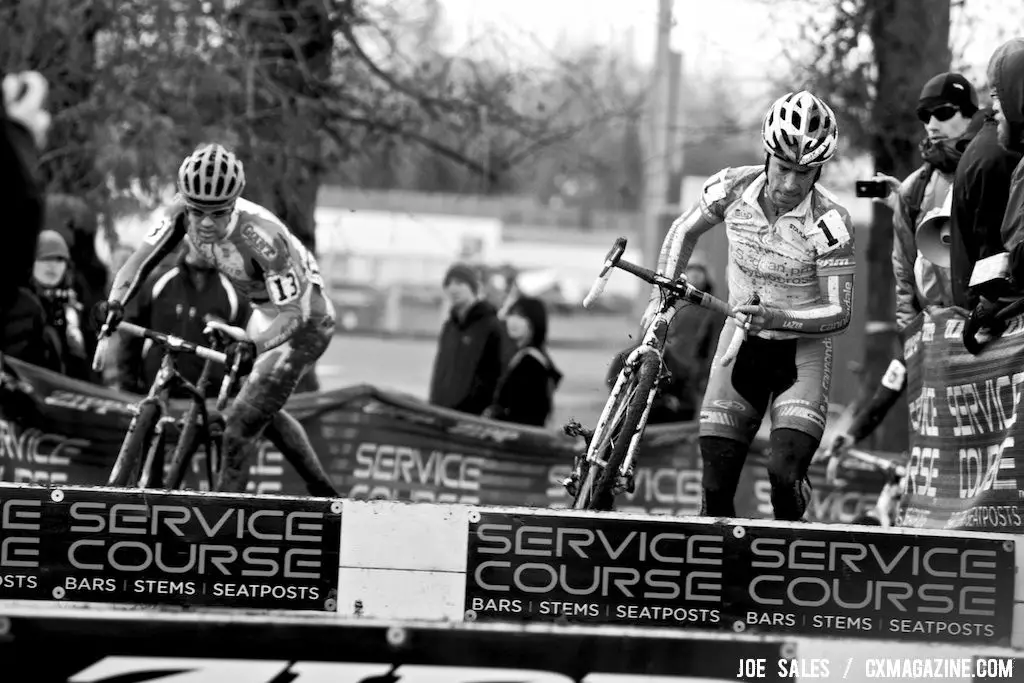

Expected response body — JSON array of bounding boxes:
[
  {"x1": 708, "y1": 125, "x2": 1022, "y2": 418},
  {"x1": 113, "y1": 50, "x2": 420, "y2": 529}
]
[
  {"x1": 31, "y1": 230, "x2": 90, "y2": 380},
  {"x1": 485, "y1": 296, "x2": 563, "y2": 427},
  {"x1": 891, "y1": 72, "x2": 981, "y2": 332},
  {"x1": 951, "y1": 39, "x2": 1024, "y2": 309},
  {"x1": 115, "y1": 248, "x2": 250, "y2": 396},
  {"x1": 1, "y1": 70, "x2": 50, "y2": 353},
  {"x1": 428, "y1": 262, "x2": 504, "y2": 415}
]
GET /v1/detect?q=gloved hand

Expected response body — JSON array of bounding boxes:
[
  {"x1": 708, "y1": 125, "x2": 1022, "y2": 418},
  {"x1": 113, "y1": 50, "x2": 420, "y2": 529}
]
[
  {"x1": 962, "y1": 298, "x2": 1005, "y2": 355},
  {"x1": 731, "y1": 303, "x2": 779, "y2": 334},
  {"x1": 92, "y1": 300, "x2": 125, "y2": 332},
  {"x1": 225, "y1": 340, "x2": 258, "y2": 377}
]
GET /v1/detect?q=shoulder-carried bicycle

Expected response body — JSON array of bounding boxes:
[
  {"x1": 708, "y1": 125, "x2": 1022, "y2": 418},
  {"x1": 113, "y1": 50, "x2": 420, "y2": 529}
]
[
  {"x1": 94, "y1": 317, "x2": 245, "y2": 490},
  {"x1": 563, "y1": 237, "x2": 754, "y2": 511},
  {"x1": 821, "y1": 439, "x2": 906, "y2": 527}
]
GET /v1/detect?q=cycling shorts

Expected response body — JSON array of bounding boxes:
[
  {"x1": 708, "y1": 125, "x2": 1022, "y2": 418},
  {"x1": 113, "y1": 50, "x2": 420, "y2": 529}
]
[
  {"x1": 699, "y1": 329, "x2": 832, "y2": 444},
  {"x1": 233, "y1": 312, "x2": 335, "y2": 418}
]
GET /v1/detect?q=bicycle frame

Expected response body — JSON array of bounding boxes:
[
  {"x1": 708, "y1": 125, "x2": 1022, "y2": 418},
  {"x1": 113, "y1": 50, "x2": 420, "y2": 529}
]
[
  {"x1": 98, "y1": 320, "x2": 233, "y2": 491},
  {"x1": 110, "y1": 348, "x2": 219, "y2": 489},
  {"x1": 586, "y1": 294, "x2": 687, "y2": 481},
  {"x1": 565, "y1": 236, "x2": 750, "y2": 509}
]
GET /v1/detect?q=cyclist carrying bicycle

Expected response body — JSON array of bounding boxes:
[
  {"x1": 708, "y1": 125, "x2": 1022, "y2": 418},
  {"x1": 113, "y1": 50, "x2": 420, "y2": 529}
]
[
  {"x1": 643, "y1": 91, "x2": 856, "y2": 521},
  {"x1": 95, "y1": 143, "x2": 337, "y2": 496}
]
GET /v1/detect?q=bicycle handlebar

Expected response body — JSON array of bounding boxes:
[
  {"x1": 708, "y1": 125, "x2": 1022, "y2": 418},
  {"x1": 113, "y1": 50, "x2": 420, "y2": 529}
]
[
  {"x1": 114, "y1": 321, "x2": 228, "y2": 365},
  {"x1": 842, "y1": 447, "x2": 907, "y2": 478},
  {"x1": 584, "y1": 238, "x2": 739, "y2": 317},
  {"x1": 584, "y1": 237, "x2": 751, "y2": 366},
  {"x1": 93, "y1": 318, "x2": 241, "y2": 409}
]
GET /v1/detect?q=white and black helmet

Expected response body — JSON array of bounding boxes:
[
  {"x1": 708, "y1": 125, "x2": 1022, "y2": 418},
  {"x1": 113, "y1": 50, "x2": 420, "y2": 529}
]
[
  {"x1": 761, "y1": 91, "x2": 839, "y2": 167},
  {"x1": 177, "y1": 143, "x2": 246, "y2": 207}
]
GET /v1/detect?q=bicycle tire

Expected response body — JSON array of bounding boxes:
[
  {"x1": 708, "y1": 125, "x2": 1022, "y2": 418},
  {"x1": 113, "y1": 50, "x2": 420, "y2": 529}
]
[
  {"x1": 107, "y1": 401, "x2": 160, "y2": 487},
  {"x1": 573, "y1": 353, "x2": 660, "y2": 511},
  {"x1": 163, "y1": 408, "x2": 204, "y2": 490}
]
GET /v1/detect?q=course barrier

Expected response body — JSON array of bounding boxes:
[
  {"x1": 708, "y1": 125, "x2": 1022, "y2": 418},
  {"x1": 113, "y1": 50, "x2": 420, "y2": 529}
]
[
  {"x1": 0, "y1": 357, "x2": 897, "y2": 523},
  {"x1": 1, "y1": 484, "x2": 1022, "y2": 682},
  {"x1": 902, "y1": 308, "x2": 1024, "y2": 533}
]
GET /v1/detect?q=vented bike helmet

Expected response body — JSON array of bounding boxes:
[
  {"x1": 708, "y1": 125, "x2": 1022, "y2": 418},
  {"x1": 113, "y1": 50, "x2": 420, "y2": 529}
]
[
  {"x1": 761, "y1": 91, "x2": 839, "y2": 167},
  {"x1": 177, "y1": 143, "x2": 246, "y2": 207}
]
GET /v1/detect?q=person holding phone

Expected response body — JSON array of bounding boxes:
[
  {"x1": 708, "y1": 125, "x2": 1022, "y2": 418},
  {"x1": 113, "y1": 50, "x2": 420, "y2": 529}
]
[{"x1": 890, "y1": 72, "x2": 983, "y2": 332}]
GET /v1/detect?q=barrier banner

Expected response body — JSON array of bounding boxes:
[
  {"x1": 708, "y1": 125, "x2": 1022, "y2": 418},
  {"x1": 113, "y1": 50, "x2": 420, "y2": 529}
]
[
  {"x1": 902, "y1": 308, "x2": 1024, "y2": 532},
  {"x1": 0, "y1": 616, "x2": 796, "y2": 683},
  {"x1": 464, "y1": 510, "x2": 1016, "y2": 646},
  {"x1": 0, "y1": 357, "x2": 895, "y2": 523},
  {"x1": 0, "y1": 484, "x2": 340, "y2": 611}
]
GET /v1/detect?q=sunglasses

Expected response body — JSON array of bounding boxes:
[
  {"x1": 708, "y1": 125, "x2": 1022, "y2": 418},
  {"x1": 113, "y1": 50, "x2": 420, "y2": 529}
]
[
  {"x1": 917, "y1": 105, "x2": 959, "y2": 124},
  {"x1": 186, "y1": 205, "x2": 234, "y2": 219}
]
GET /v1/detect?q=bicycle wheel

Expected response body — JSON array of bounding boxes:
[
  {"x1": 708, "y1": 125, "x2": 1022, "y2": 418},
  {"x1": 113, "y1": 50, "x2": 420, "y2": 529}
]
[
  {"x1": 107, "y1": 401, "x2": 161, "y2": 487},
  {"x1": 573, "y1": 353, "x2": 660, "y2": 511}
]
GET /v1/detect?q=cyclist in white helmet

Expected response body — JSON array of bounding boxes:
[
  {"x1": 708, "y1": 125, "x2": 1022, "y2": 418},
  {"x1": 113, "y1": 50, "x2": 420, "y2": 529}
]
[
  {"x1": 642, "y1": 91, "x2": 857, "y2": 521},
  {"x1": 97, "y1": 143, "x2": 337, "y2": 496}
]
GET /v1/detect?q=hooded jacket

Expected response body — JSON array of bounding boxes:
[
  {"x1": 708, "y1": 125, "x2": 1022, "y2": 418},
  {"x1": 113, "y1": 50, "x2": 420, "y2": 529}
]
[
  {"x1": 486, "y1": 296, "x2": 563, "y2": 427},
  {"x1": 994, "y1": 47, "x2": 1024, "y2": 279},
  {"x1": 950, "y1": 108, "x2": 1023, "y2": 307},
  {"x1": 428, "y1": 299, "x2": 504, "y2": 415}
]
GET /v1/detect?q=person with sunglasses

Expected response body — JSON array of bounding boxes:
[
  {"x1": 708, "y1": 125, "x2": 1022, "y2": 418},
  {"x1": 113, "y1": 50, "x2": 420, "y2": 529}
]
[
  {"x1": 891, "y1": 72, "x2": 982, "y2": 334},
  {"x1": 95, "y1": 143, "x2": 337, "y2": 496}
]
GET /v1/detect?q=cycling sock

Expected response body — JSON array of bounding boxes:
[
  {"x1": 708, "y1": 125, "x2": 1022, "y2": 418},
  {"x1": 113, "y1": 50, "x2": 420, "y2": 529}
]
[
  {"x1": 699, "y1": 435, "x2": 750, "y2": 517},
  {"x1": 766, "y1": 427, "x2": 819, "y2": 521}
]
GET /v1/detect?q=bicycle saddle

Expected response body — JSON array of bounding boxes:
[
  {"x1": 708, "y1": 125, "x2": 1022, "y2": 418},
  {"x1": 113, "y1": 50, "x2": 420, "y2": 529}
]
[{"x1": 203, "y1": 319, "x2": 248, "y2": 344}]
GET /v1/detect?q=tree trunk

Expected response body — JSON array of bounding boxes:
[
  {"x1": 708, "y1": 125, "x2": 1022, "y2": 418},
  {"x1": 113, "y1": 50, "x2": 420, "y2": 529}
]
[
  {"x1": 861, "y1": 0, "x2": 951, "y2": 452},
  {"x1": 236, "y1": 0, "x2": 334, "y2": 392}
]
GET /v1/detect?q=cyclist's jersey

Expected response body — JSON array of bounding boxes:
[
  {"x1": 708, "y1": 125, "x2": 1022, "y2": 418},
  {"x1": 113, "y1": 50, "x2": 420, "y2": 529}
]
[
  {"x1": 699, "y1": 165, "x2": 856, "y2": 340},
  {"x1": 116, "y1": 196, "x2": 333, "y2": 353}
]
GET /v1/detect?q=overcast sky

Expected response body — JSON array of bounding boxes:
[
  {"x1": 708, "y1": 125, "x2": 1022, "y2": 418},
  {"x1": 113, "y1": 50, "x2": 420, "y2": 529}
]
[{"x1": 438, "y1": 0, "x2": 1022, "y2": 88}]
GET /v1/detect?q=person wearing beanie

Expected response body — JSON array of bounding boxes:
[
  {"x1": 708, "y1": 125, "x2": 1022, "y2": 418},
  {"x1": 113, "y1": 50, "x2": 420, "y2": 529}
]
[
  {"x1": 950, "y1": 39, "x2": 1024, "y2": 309},
  {"x1": 30, "y1": 230, "x2": 91, "y2": 379},
  {"x1": 891, "y1": 71, "x2": 984, "y2": 332},
  {"x1": 484, "y1": 296, "x2": 563, "y2": 427},
  {"x1": 428, "y1": 261, "x2": 504, "y2": 415}
]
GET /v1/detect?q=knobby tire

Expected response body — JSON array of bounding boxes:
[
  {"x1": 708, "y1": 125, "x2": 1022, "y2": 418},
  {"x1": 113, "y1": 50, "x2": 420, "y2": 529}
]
[
  {"x1": 108, "y1": 402, "x2": 160, "y2": 487},
  {"x1": 573, "y1": 354, "x2": 660, "y2": 511}
]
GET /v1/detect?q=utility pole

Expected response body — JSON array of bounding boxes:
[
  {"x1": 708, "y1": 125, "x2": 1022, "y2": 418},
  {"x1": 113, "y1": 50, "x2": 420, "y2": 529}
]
[{"x1": 638, "y1": 0, "x2": 675, "y2": 316}]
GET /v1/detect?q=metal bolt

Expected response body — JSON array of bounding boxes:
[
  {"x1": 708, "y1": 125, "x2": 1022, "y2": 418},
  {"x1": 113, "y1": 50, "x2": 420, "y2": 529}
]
[
  {"x1": 468, "y1": 511, "x2": 481, "y2": 524},
  {"x1": 50, "y1": 489, "x2": 65, "y2": 503},
  {"x1": 732, "y1": 525, "x2": 746, "y2": 539},
  {"x1": 386, "y1": 626, "x2": 408, "y2": 647},
  {"x1": 52, "y1": 586, "x2": 66, "y2": 599},
  {"x1": 330, "y1": 501, "x2": 343, "y2": 515}
]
